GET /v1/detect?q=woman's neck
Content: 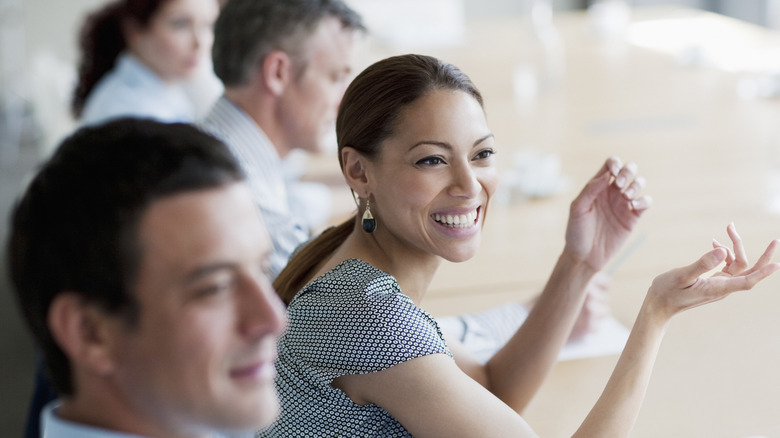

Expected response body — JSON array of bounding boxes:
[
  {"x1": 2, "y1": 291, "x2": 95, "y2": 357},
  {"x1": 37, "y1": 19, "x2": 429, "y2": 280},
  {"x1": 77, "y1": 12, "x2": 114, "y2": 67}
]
[{"x1": 321, "y1": 223, "x2": 442, "y2": 305}]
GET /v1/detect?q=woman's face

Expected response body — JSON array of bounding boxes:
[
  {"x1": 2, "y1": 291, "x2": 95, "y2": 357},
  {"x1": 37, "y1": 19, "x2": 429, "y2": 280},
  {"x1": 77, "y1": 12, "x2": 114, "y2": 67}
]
[
  {"x1": 365, "y1": 89, "x2": 499, "y2": 263},
  {"x1": 126, "y1": 0, "x2": 219, "y2": 82}
]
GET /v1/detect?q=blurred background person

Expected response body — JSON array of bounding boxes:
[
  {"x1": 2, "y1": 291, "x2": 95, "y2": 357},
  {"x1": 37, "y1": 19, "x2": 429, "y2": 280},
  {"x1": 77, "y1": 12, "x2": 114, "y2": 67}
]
[
  {"x1": 71, "y1": 0, "x2": 219, "y2": 126},
  {"x1": 201, "y1": 0, "x2": 366, "y2": 276}
]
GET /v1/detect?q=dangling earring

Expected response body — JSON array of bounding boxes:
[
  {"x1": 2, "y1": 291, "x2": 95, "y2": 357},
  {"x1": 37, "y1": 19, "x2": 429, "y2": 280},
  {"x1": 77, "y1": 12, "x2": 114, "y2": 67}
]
[{"x1": 362, "y1": 199, "x2": 376, "y2": 233}]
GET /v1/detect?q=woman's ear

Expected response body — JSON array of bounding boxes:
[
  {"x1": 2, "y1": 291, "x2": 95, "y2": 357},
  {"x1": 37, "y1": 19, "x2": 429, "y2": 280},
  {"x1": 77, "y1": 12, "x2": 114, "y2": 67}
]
[
  {"x1": 262, "y1": 50, "x2": 293, "y2": 96},
  {"x1": 342, "y1": 147, "x2": 371, "y2": 195},
  {"x1": 120, "y1": 18, "x2": 144, "y2": 51},
  {"x1": 48, "y1": 293, "x2": 121, "y2": 376}
]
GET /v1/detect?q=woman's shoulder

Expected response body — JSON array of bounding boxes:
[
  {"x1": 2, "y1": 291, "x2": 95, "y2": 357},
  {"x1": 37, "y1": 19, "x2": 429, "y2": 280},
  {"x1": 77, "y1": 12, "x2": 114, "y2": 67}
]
[
  {"x1": 321, "y1": 258, "x2": 391, "y2": 282},
  {"x1": 81, "y1": 54, "x2": 192, "y2": 126},
  {"x1": 306, "y1": 258, "x2": 396, "y2": 291},
  {"x1": 291, "y1": 259, "x2": 409, "y2": 308},
  {"x1": 281, "y1": 259, "x2": 448, "y2": 370}
]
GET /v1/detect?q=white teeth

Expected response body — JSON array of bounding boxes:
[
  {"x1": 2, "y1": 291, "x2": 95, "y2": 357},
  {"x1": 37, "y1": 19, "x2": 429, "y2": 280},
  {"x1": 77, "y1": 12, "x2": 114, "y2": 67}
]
[{"x1": 434, "y1": 210, "x2": 477, "y2": 228}]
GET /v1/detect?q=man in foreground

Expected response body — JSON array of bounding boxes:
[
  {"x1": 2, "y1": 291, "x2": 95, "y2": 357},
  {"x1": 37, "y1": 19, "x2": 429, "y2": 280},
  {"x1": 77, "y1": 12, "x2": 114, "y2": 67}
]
[{"x1": 8, "y1": 118, "x2": 286, "y2": 437}]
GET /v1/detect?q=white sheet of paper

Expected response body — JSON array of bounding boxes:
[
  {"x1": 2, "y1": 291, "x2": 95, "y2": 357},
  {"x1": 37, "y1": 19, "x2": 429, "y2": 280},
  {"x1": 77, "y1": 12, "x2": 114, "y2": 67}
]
[
  {"x1": 557, "y1": 315, "x2": 629, "y2": 362},
  {"x1": 436, "y1": 304, "x2": 629, "y2": 364}
]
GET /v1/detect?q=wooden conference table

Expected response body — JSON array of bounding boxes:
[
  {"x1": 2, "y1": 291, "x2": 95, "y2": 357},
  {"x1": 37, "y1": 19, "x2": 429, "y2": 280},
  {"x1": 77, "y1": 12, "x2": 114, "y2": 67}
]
[{"x1": 311, "y1": 6, "x2": 780, "y2": 437}]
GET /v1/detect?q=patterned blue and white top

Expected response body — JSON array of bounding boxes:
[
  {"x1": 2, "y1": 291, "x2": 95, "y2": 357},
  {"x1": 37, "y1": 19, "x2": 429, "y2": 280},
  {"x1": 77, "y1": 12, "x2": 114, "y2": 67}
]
[{"x1": 258, "y1": 259, "x2": 451, "y2": 437}]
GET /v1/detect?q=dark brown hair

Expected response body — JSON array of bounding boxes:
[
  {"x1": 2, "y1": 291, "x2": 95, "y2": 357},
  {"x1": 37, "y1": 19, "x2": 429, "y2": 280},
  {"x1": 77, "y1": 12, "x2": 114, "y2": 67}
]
[
  {"x1": 7, "y1": 118, "x2": 244, "y2": 395},
  {"x1": 273, "y1": 54, "x2": 484, "y2": 303},
  {"x1": 71, "y1": 0, "x2": 173, "y2": 118}
]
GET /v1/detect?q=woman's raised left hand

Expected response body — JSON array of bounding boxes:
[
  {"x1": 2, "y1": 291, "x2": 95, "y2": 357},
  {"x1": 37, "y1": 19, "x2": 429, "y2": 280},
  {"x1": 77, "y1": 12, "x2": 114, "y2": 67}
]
[{"x1": 564, "y1": 156, "x2": 651, "y2": 271}]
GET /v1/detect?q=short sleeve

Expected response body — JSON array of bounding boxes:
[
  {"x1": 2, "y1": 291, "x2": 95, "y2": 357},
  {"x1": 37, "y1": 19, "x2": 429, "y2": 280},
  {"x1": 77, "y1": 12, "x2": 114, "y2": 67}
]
[{"x1": 283, "y1": 261, "x2": 449, "y2": 381}]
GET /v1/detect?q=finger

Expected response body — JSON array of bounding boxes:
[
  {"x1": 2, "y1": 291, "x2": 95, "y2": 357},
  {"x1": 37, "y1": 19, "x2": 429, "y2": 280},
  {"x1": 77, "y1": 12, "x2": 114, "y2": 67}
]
[
  {"x1": 582, "y1": 296, "x2": 610, "y2": 326},
  {"x1": 738, "y1": 239, "x2": 780, "y2": 276},
  {"x1": 711, "y1": 238, "x2": 734, "y2": 264},
  {"x1": 630, "y1": 195, "x2": 652, "y2": 212},
  {"x1": 588, "y1": 156, "x2": 622, "y2": 182},
  {"x1": 712, "y1": 238, "x2": 735, "y2": 265},
  {"x1": 591, "y1": 271, "x2": 611, "y2": 289},
  {"x1": 726, "y1": 222, "x2": 749, "y2": 271},
  {"x1": 755, "y1": 239, "x2": 780, "y2": 268},
  {"x1": 681, "y1": 247, "x2": 728, "y2": 284},
  {"x1": 622, "y1": 175, "x2": 645, "y2": 199},
  {"x1": 585, "y1": 280, "x2": 610, "y2": 302},
  {"x1": 571, "y1": 170, "x2": 611, "y2": 216},
  {"x1": 614, "y1": 161, "x2": 638, "y2": 190},
  {"x1": 722, "y1": 261, "x2": 780, "y2": 292},
  {"x1": 590, "y1": 285, "x2": 610, "y2": 305},
  {"x1": 591, "y1": 295, "x2": 611, "y2": 318},
  {"x1": 602, "y1": 156, "x2": 623, "y2": 178}
]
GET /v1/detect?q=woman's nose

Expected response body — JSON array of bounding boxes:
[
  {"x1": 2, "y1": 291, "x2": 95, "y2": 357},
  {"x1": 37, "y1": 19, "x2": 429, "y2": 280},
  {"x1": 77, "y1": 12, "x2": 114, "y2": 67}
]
[{"x1": 449, "y1": 163, "x2": 480, "y2": 198}]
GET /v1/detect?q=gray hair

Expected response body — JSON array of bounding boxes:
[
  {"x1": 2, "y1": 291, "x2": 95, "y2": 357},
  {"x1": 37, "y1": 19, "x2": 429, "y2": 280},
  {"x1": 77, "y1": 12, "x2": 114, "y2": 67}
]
[{"x1": 212, "y1": 0, "x2": 365, "y2": 87}]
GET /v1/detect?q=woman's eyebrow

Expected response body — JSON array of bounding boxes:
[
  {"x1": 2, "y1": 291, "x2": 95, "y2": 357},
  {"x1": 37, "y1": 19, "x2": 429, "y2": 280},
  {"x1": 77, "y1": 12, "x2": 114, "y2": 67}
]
[
  {"x1": 409, "y1": 134, "x2": 494, "y2": 151},
  {"x1": 473, "y1": 133, "x2": 494, "y2": 146},
  {"x1": 409, "y1": 140, "x2": 451, "y2": 151}
]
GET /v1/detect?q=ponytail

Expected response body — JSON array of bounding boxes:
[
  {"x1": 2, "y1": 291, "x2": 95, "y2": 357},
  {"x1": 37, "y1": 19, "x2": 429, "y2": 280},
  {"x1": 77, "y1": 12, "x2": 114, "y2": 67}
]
[
  {"x1": 71, "y1": 2, "x2": 126, "y2": 118},
  {"x1": 273, "y1": 217, "x2": 355, "y2": 304}
]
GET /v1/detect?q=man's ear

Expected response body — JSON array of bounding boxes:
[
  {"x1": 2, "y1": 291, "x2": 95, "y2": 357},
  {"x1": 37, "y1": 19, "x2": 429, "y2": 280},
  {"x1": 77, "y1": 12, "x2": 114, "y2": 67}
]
[
  {"x1": 48, "y1": 293, "x2": 120, "y2": 376},
  {"x1": 342, "y1": 147, "x2": 372, "y2": 195},
  {"x1": 262, "y1": 50, "x2": 294, "y2": 96}
]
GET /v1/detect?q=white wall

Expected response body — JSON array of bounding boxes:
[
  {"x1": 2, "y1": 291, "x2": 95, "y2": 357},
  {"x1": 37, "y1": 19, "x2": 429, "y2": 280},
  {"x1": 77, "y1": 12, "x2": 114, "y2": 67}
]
[
  {"x1": 5, "y1": 0, "x2": 776, "y2": 82},
  {"x1": 22, "y1": 0, "x2": 105, "y2": 65}
]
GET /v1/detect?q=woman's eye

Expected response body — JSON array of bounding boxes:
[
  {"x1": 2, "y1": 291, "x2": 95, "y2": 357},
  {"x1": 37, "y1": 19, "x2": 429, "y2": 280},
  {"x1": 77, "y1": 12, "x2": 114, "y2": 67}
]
[
  {"x1": 473, "y1": 148, "x2": 496, "y2": 161},
  {"x1": 200, "y1": 23, "x2": 215, "y2": 36},
  {"x1": 168, "y1": 18, "x2": 191, "y2": 29},
  {"x1": 416, "y1": 156, "x2": 445, "y2": 166},
  {"x1": 331, "y1": 72, "x2": 348, "y2": 84}
]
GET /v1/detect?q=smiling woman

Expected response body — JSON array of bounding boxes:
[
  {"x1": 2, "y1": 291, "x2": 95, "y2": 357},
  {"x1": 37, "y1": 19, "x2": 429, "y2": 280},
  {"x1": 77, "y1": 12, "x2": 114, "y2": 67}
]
[
  {"x1": 72, "y1": 0, "x2": 219, "y2": 125},
  {"x1": 347, "y1": 88, "x2": 498, "y2": 267},
  {"x1": 263, "y1": 53, "x2": 780, "y2": 437}
]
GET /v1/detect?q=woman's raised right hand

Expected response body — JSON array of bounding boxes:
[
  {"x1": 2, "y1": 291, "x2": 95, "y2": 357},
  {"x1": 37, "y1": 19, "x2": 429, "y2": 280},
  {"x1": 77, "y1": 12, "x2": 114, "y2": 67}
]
[{"x1": 645, "y1": 224, "x2": 780, "y2": 322}]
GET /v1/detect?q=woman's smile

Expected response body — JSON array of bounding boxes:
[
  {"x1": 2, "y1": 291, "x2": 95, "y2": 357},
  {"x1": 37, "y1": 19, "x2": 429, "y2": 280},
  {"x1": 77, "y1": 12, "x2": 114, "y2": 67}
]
[{"x1": 431, "y1": 207, "x2": 480, "y2": 229}]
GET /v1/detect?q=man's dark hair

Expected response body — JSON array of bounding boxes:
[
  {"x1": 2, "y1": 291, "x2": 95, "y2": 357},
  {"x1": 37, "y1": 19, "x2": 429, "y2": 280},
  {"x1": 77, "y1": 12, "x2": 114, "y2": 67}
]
[
  {"x1": 7, "y1": 118, "x2": 245, "y2": 396},
  {"x1": 212, "y1": 0, "x2": 365, "y2": 87}
]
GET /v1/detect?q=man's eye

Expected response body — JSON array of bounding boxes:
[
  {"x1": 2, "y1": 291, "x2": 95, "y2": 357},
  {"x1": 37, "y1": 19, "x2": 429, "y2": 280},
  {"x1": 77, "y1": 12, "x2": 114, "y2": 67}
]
[
  {"x1": 192, "y1": 278, "x2": 234, "y2": 299},
  {"x1": 260, "y1": 259, "x2": 274, "y2": 279}
]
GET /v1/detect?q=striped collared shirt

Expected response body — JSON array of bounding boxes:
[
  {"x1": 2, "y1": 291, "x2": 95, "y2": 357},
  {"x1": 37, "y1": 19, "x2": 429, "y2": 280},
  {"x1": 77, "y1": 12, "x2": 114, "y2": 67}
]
[{"x1": 200, "y1": 96, "x2": 309, "y2": 278}]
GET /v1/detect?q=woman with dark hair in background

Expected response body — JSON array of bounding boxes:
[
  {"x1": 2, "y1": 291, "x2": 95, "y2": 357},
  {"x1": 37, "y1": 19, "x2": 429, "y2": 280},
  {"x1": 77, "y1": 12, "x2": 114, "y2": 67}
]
[{"x1": 72, "y1": 0, "x2": 218, "y2": 125}]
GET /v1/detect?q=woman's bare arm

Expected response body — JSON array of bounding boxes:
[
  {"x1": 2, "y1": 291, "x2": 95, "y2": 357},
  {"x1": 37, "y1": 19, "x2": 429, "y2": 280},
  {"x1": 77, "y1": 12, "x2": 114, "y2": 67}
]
[{"x1": 335, "y1": 231, "x2": 778, "y2": 437}]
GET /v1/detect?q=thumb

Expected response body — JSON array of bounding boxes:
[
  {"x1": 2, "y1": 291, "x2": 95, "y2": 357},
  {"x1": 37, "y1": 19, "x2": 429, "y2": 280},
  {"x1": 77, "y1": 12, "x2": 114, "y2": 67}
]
[
  {"x1": 571, "y1": 171, "x2": 610, "y2": 215},
  {"x1": 682, "y1": 247, "x2": 728, "y2": 281}
]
